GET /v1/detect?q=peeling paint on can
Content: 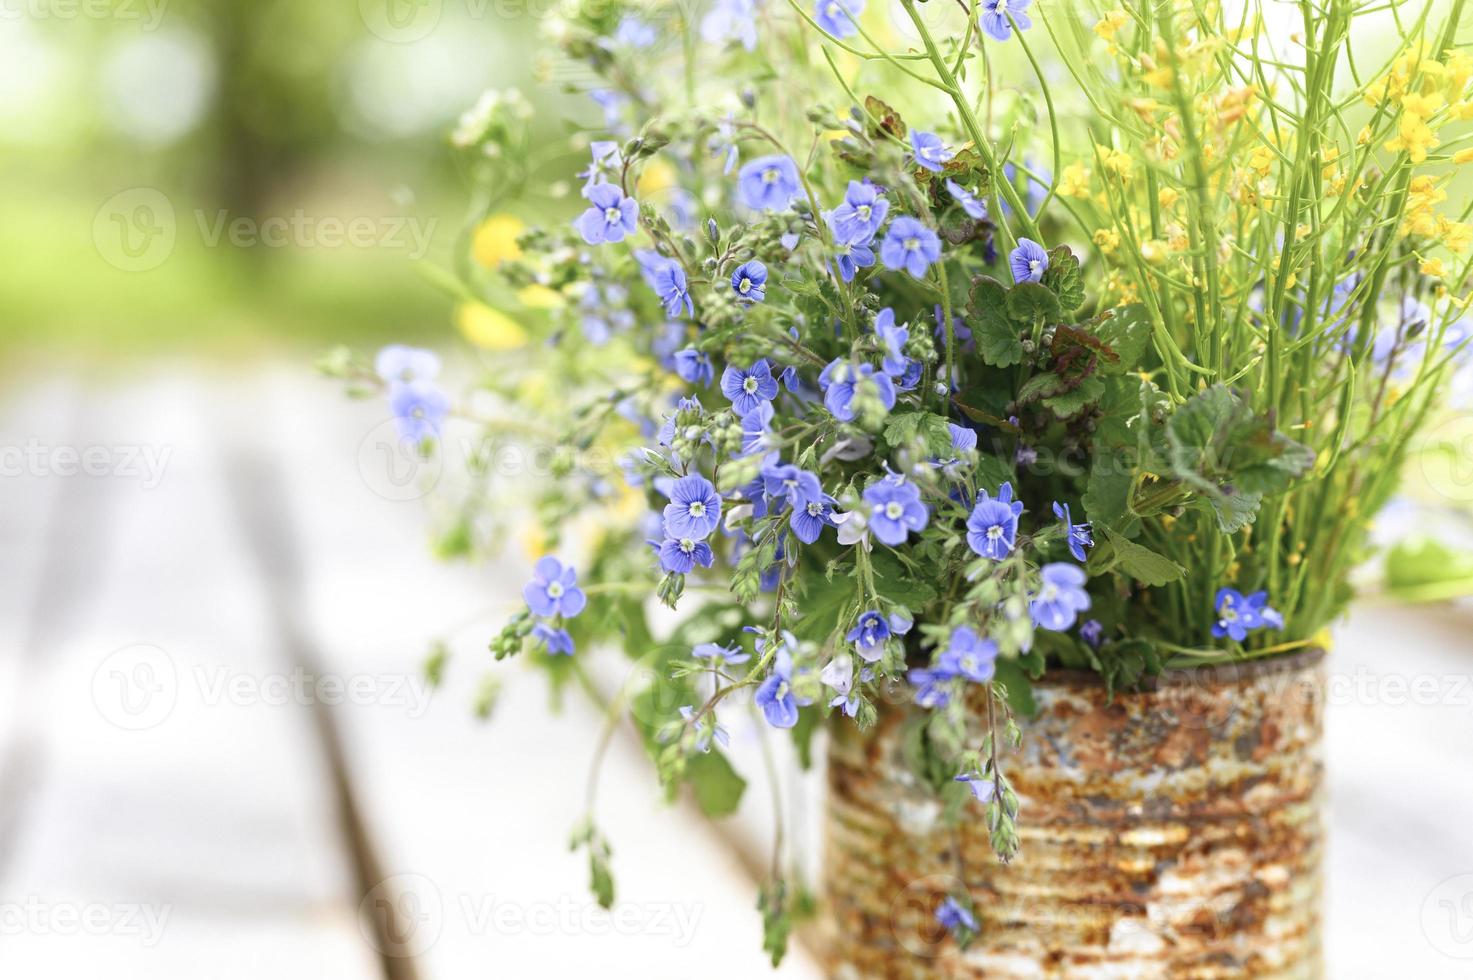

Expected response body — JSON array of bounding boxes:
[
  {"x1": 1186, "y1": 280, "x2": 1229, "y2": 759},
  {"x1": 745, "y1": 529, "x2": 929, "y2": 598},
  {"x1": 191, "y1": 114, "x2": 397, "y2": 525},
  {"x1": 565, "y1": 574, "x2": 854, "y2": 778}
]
[{"x1": 822, "y1": 649, "x2": 1326, "y2": 978}]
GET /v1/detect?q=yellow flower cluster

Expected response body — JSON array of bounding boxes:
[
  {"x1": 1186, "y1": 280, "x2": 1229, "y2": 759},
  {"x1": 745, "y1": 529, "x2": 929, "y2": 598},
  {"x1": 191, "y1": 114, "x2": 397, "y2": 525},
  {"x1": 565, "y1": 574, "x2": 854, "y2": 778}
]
[{"x1": 1369, "y1": 45, "x2": 1473, "y2": 164}]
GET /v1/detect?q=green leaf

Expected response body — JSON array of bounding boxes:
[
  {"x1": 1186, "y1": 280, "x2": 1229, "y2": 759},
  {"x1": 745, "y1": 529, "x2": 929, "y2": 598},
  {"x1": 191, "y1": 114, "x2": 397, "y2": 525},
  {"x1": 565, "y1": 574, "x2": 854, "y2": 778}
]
[
  {"x1": 883, "y1": 411, "x2": 954, "y2": 456},
  {"x1": 1093, "y1": 527, "x2": 1186, "y2": 585},
  {"x1": 758, "y1": 882, "x2": 793, "y2": 968},
  {"x1": 870, "y1": 549, "x2": 938, "y2": 607},
  {"x1": 1385, "y1": 537, "x2": 1473, "y2": 600},
  {"x1": 1042, "y1": 376, "x2": 1105, "y2": 418},
  {"x1": 1083, "y1": 456, "x2": 1134, "y2": 527},
  {"x1": 1041, "y1": 245, "x2": 1085, "y2": 314},
  {"x1": 685, "y1": 750, "x2": 748, "y2": 818},
  {"x1": 966, "y1": 277, "x2": 1024, "y2": 367},
  {"x1": 993, "y1": 659, "x2": 1037, "y2": 717},
  {"x1": 1093, "y1": 305, "x2": 1153, "y2": 374},
  {"x1": 1006, "y1": 281, "x2": 1062, "y2": 325},
  {"x1": 1018, "y1": 371, "x2": 1067, "y2": 403}
]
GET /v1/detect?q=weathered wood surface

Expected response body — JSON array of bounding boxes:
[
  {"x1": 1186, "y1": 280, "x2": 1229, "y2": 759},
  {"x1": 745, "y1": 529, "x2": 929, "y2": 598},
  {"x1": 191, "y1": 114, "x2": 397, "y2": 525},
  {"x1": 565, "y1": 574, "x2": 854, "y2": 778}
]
[{"x1": 0, "y1": 366, "x2": 1470, "y2": 978}]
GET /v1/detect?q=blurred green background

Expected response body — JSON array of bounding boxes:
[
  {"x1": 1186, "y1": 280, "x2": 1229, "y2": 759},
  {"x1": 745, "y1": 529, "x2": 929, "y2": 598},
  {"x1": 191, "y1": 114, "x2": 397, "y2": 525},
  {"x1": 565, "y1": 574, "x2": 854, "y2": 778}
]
[{"x1": 0, "y1": 0, "x2": 583, "y2": 371}]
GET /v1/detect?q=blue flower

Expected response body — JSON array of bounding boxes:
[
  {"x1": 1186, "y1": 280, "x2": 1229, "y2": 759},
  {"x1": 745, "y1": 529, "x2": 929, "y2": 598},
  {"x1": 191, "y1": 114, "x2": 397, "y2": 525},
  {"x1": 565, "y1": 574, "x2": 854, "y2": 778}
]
[
  {"x1": 790, "y1": 491, "x2": 838, "y2": 544},
  {"x1": 738, "y1": 155, "x2": 802, "y2": 211},
  {"x1": 863, "y1": 477, "x2": 929, "y2": 546},
  {"x1": 819, "y1": 359, "x2": 897, "y2": 422},
  {"x1": 829, "y1": 180, "x2": 889, "y2": 243},
  {"x1": 523, "y1": 557, "x2": 588, "y2": 618},
  {"x1": 944, "y1": 179, "x2": 987, "y2": 219},
  {"x1": 739, "y1": 402, "x2": 776, "y2": 455},
  {"x1": 967, "y1": 482, "x2": 1024, "y2": 560},
  {"x1": 760, "y1": 459, "x2": 822, "y2": 509},
  {"x1": 375, "y1": 345, "x2": 440, "y2": 384},
  {"x1": 845, "y1": 609, "x2": 911, "y2": 661},
  {"x1": 613, "y1": 14, "x2": 657, "y2": 47},
  {"x1": 1009, "y1": 237, "x2": 1050, "y2": 283},
  {"x1": 820, "y1": 653, "x2": 859, "y2": 716},
  {"x1": 389, "y1": 381, "x2": 450, "y2": 443},
  {"x1": 879, "y1": 216, "x2": 942, "y2": 278},
  {"x1": 1052, "y1": 501, "x2": 1093, "y2": 562},
  {"x1": 949, "y1": 423, "x2": 977, "y2": 452},
  {"x1": 874, "y1": 308, "x2": 913, "y2": 378},
  {"x1": 1212, "y1": 588, "x2": 1283, "y2": 642},
  {"x1": 953, "y1": 771, "x2": 996, "y2": 803},
  {"x1": 1080, "y1": 619, "x2": 1104, "y2": 650},
  {"x1": 938, "y1": 626, "x2": 997, "y2": 682},
  {"x1": 936, "y1": 896, "x2": 978, "y2": 934},
  {"x1": 673, "y1": 348, "x2": 714, "y2": 386},
  {"x1": 578, "y1": 140, "x2": 623, "y2": 197},
  {"x1": 635, "y1": 249, "x2": 694, "y2": 317},
  {"x1": 656, "y1": 536, "x2": 716, "y2": 573},
  {"x1": 909, "y1": 129, "x2": 954, "y2": 172},
  {"x1": 533, "y1": 622, "x2": 575, "y2": 656},
  {"x1": 908, "y1": 667, "x2": 952, "y2": 708},
  {"x1": 693, "y1": 641, "x2": 750, "y2": 665},
  {"x1": 678, "y1": 705, "x2": 729, "y2": 752},
  {"x1": 662, "y1": 473, "x2": 722, "y2": 539},
  {"x1": 979, "y1": 0, "x2": 1031, "y2": 41},
  {"x1": 754, "y1": 647, "x2": 808, "y2": 729},
  {"x1": 587, "y1": 89, "x2": 628, "y2": 131},
  {"x1": 831, "y1": 238, "x2": 876, "y2": 283},
  {"x1": 813, "y1": 0, "x2": 864, "y2": 35},
  {"x1": 731, "y1": 259, "x2": 768, "y2": 302},
  {"x1": 575, "y1": 183, "x2": 638, "y2": 245},
  {"x1": 721, "y1": 359, "x2": 779, "y2": 415},
  {"x1": 700, "y1": 0, "x2": 758, "y2": 51},
  {"x1": 1031, "y1": 563, "x2": 1091, "y2": 632}
]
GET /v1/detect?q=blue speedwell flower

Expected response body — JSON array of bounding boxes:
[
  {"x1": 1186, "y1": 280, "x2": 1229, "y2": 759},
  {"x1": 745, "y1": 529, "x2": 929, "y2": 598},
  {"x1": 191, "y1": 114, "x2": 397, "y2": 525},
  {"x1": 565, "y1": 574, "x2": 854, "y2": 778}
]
[
  {"x1": 830, "y1": 180, "x2": 889, "y2": 243},
  {"x1": 820, "y1": 653, "x2": 859, "y2": 717},
  {"x1": 967, "y1": 482, "x2": 1024, "y2": 559},
  {"x1": 1053, "y1": 501, "x2": 1093, "y2": 562},
  {"x1": 635, "y1": 249, "x2": 694, "y2": 317},
  {"x1": 754, "y1": 646, "x2": 809, "y2": 728},
  {"x1": 662, "y1": 473, "x2": 722, "y2": 539},
  {"x1": 954, "y1": 770, "x2": 996, "y2": 803},
  {"x1": 613, "y1": 14, "x2": 657, "y2": 47},
  {"x1": 1031, "y1": 563, "x2": 1091, "y2": 631},
  {"x1": 700, "y1": 0, "x2": 758, "y2": 51},
  {"x1": 578, "y1": 140, "x2": 623, "y2": 196},
  {"x1": 523, "y1": 557, "x2": 587, "y2": 618},
  {"x1": 880, "y1": 216, "x2": 942, "y2": 278},
  {"x1": 945, "y1": 179, "x2": 987, "y2": 220},
  {"x1": 721, "y1": 359, "x2": 779, "y2": 415},
  {"x1": 761, "y1": 459, "x2": 822, "y2": 510},
  {"x1": 1212, "y1": 588, "x2": 1284, "y2": 642},
  {"x1": 738, "y1": 155, "x2": 802, "y2": 211},
  {"x1": 375, "y1": 345, "x2": 440, "y2": 385},
  {"x1": 389, "y1": 381, "x2": 450, "y2": 443},
  {"x1": 863, "y1": 477, "x2": 929, "y2": 546},
  {"x1": 1009, "y1": 237, "x2": 1050, "y2": 283},
  {"x1": 938, "y1": 626, "x2": 998, "y2": 682},
  {"x1": 532, "y1": 622, "x2": 575, "y2": 656},
  {"x1": 656, "y1": 536, "x2": 715, "y2": 573},
  {"x1": 730, "y1": 259, "x2": 768, "y2": 302},
  {"x1": 949, "y1": 423, "x2": 978, "y2": 452},
  {"x1": 845, "y1": 609, "x2": 911, "y2": 662},
  {"x1": 1080, "y1": 619, "x2": 1104, "y2": 649},
  {"x1": 813, "y1": 0, "x2": 864, "y2": 36},
  {"x1": 693, "y1": 641, "x2": 750, "y2": 665},
  {"x1": 673, "y1": 348, "x2": 714, "y2": 386},
  {"x1": 831, "y1": 238, "x2": 876, "y2": 283},
  {"x1": 739, "y1": 402, "x2": 776, "y2": 455},
  {"x1": 874, "y1": 308, "x2": 913, "y2": 378},
  {"x1": 909, "y1": 129, "x2": 954, "y2": 172},
  {"x1": 936, "y1": 897, "x2": 978, "y2": 935},
  {"x1": 575, "y1": 184, "x2": 638, "y2": 245},
  {"x1": 790, "y1": 491, "x2": 838, "y2": 544},
  {"x1": 818, "y1": 359, "x2": 897, "y2": 421},
  {"x1": 979, "y1": 0, "x2": 1031, "y2": 41},
  {"x1": 908, "y1": 667, "x2": 952, "y2": 708}
]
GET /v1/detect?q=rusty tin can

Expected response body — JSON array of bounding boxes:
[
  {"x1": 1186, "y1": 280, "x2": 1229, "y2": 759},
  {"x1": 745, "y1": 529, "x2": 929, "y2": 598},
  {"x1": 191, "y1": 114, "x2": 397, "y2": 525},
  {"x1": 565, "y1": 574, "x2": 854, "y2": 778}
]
[{"x1": 822, "y1": 649, "x2": 1326, "y2": 979}]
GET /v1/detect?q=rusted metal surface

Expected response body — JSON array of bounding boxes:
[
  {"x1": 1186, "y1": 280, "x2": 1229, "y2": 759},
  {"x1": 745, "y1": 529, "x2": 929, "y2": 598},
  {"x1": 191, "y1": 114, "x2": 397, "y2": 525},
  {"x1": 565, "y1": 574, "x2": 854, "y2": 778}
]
[{"x1": 821, "y1": 650, "x2": 1326, "y2": 979}]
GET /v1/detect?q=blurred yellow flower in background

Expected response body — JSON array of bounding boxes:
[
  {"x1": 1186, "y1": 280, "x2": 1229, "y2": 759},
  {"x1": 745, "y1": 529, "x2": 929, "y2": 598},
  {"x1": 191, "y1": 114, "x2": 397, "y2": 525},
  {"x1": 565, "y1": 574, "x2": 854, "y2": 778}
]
[
  {"x1": 457, "y1": 302, "x2": 529, "y2": 350},
  {"x1": 516, "y1": 284, "x2": 564, "y2": 309},
  {"x1": 473, "y1": 214, "x2": 526, "y2": 268}
]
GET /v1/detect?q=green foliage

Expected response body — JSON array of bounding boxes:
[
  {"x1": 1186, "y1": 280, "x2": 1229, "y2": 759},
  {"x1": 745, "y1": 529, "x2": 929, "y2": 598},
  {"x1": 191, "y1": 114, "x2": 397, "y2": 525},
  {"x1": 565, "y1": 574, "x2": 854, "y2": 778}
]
[{"x1": 1090, "y1": 527, "x2": 1187, "y2": 586}]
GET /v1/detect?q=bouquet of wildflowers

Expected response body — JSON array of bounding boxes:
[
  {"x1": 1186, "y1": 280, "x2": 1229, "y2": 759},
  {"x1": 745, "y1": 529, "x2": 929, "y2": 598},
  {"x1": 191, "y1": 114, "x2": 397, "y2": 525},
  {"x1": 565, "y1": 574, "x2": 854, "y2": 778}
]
[{"x1": 329, "y1": 0, "x2": 1472, "y2": 959}]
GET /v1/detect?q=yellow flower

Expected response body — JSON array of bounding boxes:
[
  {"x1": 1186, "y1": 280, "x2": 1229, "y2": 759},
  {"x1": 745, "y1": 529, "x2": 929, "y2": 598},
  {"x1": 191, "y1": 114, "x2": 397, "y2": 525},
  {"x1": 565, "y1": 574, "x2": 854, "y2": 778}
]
[
  {"x1": 1453, "y1": 101, "x2": 1473, "y2": 121},
  {"x1": 1140, "y1": 239, "x2": 1167, "y2": 263},
  {"x1": 1092, "y1": 228, "x2": 1121, "y2": 253},
  {"x1": 1248, "y1": 144, "x2": 1275, "y2": 177},
  {"x1": 516, "y1": 284, "x2": 564, "y2": 309},
  {"x1": 1058, "y1": 162, "x2": 1091, "y2": 198},
  {"x1": 1094, "y1": 9, "x2": 1128, "y2": 41},
  {"x1": 1384, "y1": 115, "x2": 1438, "y2": 163},
  {"x1": 1454, "y1": 147, "x2": 1473, "y2": 165},
  {"x1": 637, "y1": 157, "x2": 678, "y2": 198},
  {"x1": 1400, "y1": 91, "x2": 1444, "y2": 120},
  {"x1": 1420, "y1": 257, "x2": 1445, "y2": 278},
  {"x1": 1356, "y1": 125, "x2": 1373, "y2": 146},
  {"x1": 1158, "y1": 187, "x2": 1180, "y2": 209},
  {"x1": 456, "y1": 302, "x2": 529, "y2": 350},
  {"x1": 1439, "y1": 218, "x2": 1472, "y2": 253},
  {"x1": 472, "y1": 213, "x2": 525, "y2": 268},
  {"x1": 1446, "y1": 51, "x2": 1473, "y2": 93},
  {"x1": 1094, "y1": 144, "x2": 1134, "y2": 181}
]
